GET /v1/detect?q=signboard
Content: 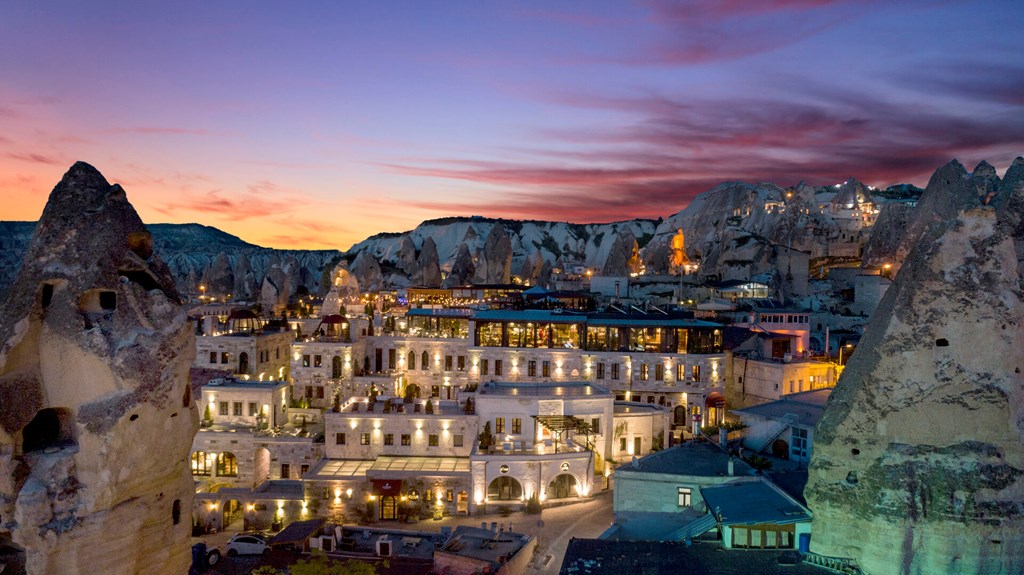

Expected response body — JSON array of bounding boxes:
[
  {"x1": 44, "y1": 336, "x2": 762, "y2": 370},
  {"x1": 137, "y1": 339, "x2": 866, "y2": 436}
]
[
  {"x1": 371, "y1": 479, "x2": 402, "y2": 496},
  {"x1": 499, "y1": 465, "x2": 510, "y2": 474}
]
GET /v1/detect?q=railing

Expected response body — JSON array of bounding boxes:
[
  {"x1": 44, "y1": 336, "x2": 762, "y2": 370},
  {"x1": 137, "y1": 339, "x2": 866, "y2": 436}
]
[
  {"x1": 754, "y1": 414, "x2": 797, "y2": 454},
  {"x1": 802, "y1": 552, "x2": 863, "y2": 574},
  {"x1": 668, "y1": 513, "x2": 718, "y2": 540}
]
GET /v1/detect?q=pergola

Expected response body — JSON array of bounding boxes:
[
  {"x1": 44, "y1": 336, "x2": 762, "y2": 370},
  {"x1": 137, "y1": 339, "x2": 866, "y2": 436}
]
[{"x1": 532, "y1": 415, "x2": 595, "y2": 454}]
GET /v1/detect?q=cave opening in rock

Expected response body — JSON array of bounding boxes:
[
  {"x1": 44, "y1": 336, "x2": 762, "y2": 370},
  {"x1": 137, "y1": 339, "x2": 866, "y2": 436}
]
[{"x1": 22, "y1": 407, "x2": 76, "y2": 453}]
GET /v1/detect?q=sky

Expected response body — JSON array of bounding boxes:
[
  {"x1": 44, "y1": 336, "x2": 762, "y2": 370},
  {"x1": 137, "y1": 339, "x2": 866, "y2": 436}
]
[{"x1": 2, "y1": 1, "x2": 1023, "y2": 250}]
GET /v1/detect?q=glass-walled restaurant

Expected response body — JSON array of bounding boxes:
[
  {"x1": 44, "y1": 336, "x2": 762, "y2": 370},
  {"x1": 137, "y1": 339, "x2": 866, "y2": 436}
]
[{"x1": 471, "y1": 310, "x2": 723, "y2": 354}]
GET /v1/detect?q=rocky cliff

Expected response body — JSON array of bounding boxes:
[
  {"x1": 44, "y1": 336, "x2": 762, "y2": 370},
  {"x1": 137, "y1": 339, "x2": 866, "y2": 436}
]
[
  {"x1": 805, "y1": 158, "x2": 1024, "y2": 574},
  {"x1": 340, "y1": 216, "x2": 658, "y2": 290},
  {"x1": 0, "y1": 162, "x2": 198, "y2": 574}
]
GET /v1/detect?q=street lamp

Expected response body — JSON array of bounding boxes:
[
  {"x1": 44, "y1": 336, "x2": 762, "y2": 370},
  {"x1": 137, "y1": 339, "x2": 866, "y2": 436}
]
[{"x1": 838, "y1": 343, "x2": 854, "y2": 366}]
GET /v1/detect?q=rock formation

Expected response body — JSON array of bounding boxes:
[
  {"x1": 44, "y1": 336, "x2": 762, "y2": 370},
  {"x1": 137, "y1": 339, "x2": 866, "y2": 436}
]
[
  {"x1": 444, "y1": 243, "x2": 476, "y2": 288},
  {"x1": 0, "y1": 162, "x2": 198, "y2": 574},
  {"x1": 396, "y1": 236, "x2": 418, "y2": 275},
  {"x1": 805, "y1": 158, "x2": 1024, "y2": 574},
  {"x1": 416, "y1": 238, "x2": 442, "y2": 288},
  {"x1": 480, "y1": 224, "x2": 512, "y2": 284}
]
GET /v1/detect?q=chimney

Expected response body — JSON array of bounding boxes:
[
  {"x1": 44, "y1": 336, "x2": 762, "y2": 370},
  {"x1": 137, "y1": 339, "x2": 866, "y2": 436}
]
[{"x1": 728, "y1": 457, "x2": 735, "y2": 476}]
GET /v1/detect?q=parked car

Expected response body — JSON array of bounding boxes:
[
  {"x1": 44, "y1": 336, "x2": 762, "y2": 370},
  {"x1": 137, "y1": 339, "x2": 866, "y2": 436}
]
[{"x1": 226, "y1": 533, "x2": 271, "y2": 557}]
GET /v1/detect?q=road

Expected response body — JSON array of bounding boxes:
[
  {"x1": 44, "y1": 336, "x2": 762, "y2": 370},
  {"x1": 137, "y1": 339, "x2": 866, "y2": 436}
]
[{"x1": 193, "y1": 490, "x2": 615, "y2": 574}]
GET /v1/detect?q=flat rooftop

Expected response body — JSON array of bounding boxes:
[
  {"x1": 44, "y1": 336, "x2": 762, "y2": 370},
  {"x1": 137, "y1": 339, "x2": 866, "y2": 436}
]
[
  {"x1": 732, "y1": 388, "x2": 832, "y2": 428},
  {"x1": 616, "y1": 441, "x2": 753, "y2": 478},
  {"x1": 478, "y1": 380, "x2": 613, "y2": 398},
  {"x1": 701, "y1": 478, "x2": 811, "y2": 526},
  {"x1": 560, "y1": 539, "x2": 830, "y2": 575},
  {"x1": 614, "y1": 401, "x2": 666, "y2": 415},
  {"x1": 339, "y1": 398, "x2": 467, "y2": 416},
  {"x1": 203, "y1": 377, "x2": 288, "y2": 389},
  {"x1": 438, "y1": 525, "x2": 532, "y2": 565}
]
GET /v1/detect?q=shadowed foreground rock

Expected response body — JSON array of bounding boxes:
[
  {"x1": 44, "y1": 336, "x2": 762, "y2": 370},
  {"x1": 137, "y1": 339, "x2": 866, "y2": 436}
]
[
  {"x1": 805, "y1": 158, "x2": 1024, "y2": 575},
  {"x1": 0, "y1": 162, "x2": 198, "y2": 574}
]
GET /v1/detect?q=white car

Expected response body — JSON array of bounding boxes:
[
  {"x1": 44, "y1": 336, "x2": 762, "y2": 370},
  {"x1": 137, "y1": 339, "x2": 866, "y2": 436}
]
[{"x1": 226, "y1": 533, "x2": 271, "y2": 557}]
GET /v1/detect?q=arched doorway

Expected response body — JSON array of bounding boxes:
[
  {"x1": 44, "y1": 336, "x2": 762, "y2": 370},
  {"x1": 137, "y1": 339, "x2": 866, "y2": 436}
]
[
  {"x1": 771, "y1": 439, "x2": 790, "y2": 459},
  {"x1": 705, "y1": 392, "x2": 725, "y2": 427},
  {"x1": 487, "y1": 477, "x2": 523, "y2": 501},
  {"x1": 332, "y1": 356, "x2": 342, "y2": 379},
  {"x1": 222, "y1": 499, "x2": 243, "y2": 530},
  {"x1": 546, "y1": 474, "x2": 578, "y2": 500},
  {"x1": 673, "y1": 405, "x2": 687, "y2": 426},
  {"x1": 380, "y1": 496, "x2": 398, "y2": 520},
  {"x1": 238, "y1": 352, "x2": 249, "y2": 375}
]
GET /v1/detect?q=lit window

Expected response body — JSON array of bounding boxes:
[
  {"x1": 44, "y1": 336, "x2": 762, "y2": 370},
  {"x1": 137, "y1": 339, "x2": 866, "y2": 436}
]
[
  {"x1": 678, "y1": 487, "x2": 692, "y2": 507},
  {"x1": 512, "y1": 418, "x2": 522, "y2": 434},
  {"x1": 360, "y1": 433, "x2": 370, "y2": 445},
  {"x1": 428, "y1": 434, "x2": 439, "y2": 447}
]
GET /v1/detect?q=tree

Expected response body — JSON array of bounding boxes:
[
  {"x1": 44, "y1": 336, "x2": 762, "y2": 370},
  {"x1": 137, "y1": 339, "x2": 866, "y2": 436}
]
[
  {"x1": 478, "y1": 421, "x2": 494, "y2": 450},
  {"x1": 265, "y1": 550, "x2": 381, "y2": 575},
  {"x1": 425, "y1": 400, "x2": 434, "y2": 415}
]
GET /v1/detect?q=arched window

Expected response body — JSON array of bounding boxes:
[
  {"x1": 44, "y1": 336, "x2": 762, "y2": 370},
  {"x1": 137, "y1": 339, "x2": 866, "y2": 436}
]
[
  {"x1": 191, "y1": 451, "x2": 212, "y2": 476},
  {"x1": 487, "y1": 476, "x2": 523, "y2": 501},
  {"x1": 217, "y1": 452, "x2": 238, "y2": 477},
  {"x1": 421, "y1": 351, "x2": 429, "y2": 370},
  {"x1": 238, "y1": 352, "x2": 249, "y2": 375},
  {"x1": 407, "y1": 351, "x2": 416, "y2": 371}
]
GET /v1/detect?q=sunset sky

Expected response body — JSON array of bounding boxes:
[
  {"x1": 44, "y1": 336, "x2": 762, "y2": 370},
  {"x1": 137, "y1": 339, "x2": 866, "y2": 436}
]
[{"x1": 2, "y1": 1, "x2": 1023, "y2": 250}]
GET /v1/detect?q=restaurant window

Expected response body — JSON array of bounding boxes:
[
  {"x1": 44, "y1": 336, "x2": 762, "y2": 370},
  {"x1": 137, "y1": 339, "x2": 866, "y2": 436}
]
[
  {"x1": 611, "y1": 363, "x2": 620, "y2": 380},
  {"x1": 542, "y1": 361, "x2": 550, "y2": 377},
  {"x1": 495, "y1": 417, "x2": 505, "y2": 434},
  {"x1": 360, "y1": 433, "x2": 370, "y2": 445},
  {"x1": 314, "y1": 354, "x2": 322, "y2": 367},
  {"x1": 481, "y1": 359, "x2": 489, "y2": 375},
  {"x1": 428, "y1": 434, "x2": 439, "y2": 447},
  {"x1": 384, "y1": 433, "x2": 394, "y2": 446},
  {"x1": 457, "y1": 355, "x2": 466, "y2": 371},
  {"x1": 495, "y1": 360, "x2": 503, "y2": 376},
  {"x1": 639, "y1": 364, "x2": 648, "y2": 380},
  {"x1": 302, "y1": 354, "x2": 311, "y2": 367},
  {"x1": 596, "y1": 362, "x2": 605, "y2": 379},
  {"x1": 445, "y1": 355, "x2": 453, "y2": 371},
  {"x1": 528, "y1": 361, "x2": 537, "y2": 377},
  {"x1": 209, "y1": 352, "x2": 217, "y2": 364},
  {"x1": 655, "y1": 363, "x2": 664, "y2": 381},
  {"x1": 512, "y1": 418, "x2": 522, "y2": 434},
  {"x1": 401, "y1": 434, "x2": 411, "y2": 446},
  {"x1": 219, "y1": 401, "x2": 228, "y2": 416}
]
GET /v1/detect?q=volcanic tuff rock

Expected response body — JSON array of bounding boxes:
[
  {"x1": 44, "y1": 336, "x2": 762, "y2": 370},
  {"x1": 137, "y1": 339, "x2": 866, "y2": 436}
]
[
  {"x1": 444, "y1": 243, "x2": 476, "y2": 288},
  {"x1": 411, "y1": 237, "x2": 440, "y2": 288},
  {"x1": 0, "y1": 163, "x2": 198, "y2": 575},
  {"x1": 805, "y1": 158, "x2": 1024, "y2": 575},
  {"x1": 342, "y1": 217, "x2": 657, "y2": 289}
]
